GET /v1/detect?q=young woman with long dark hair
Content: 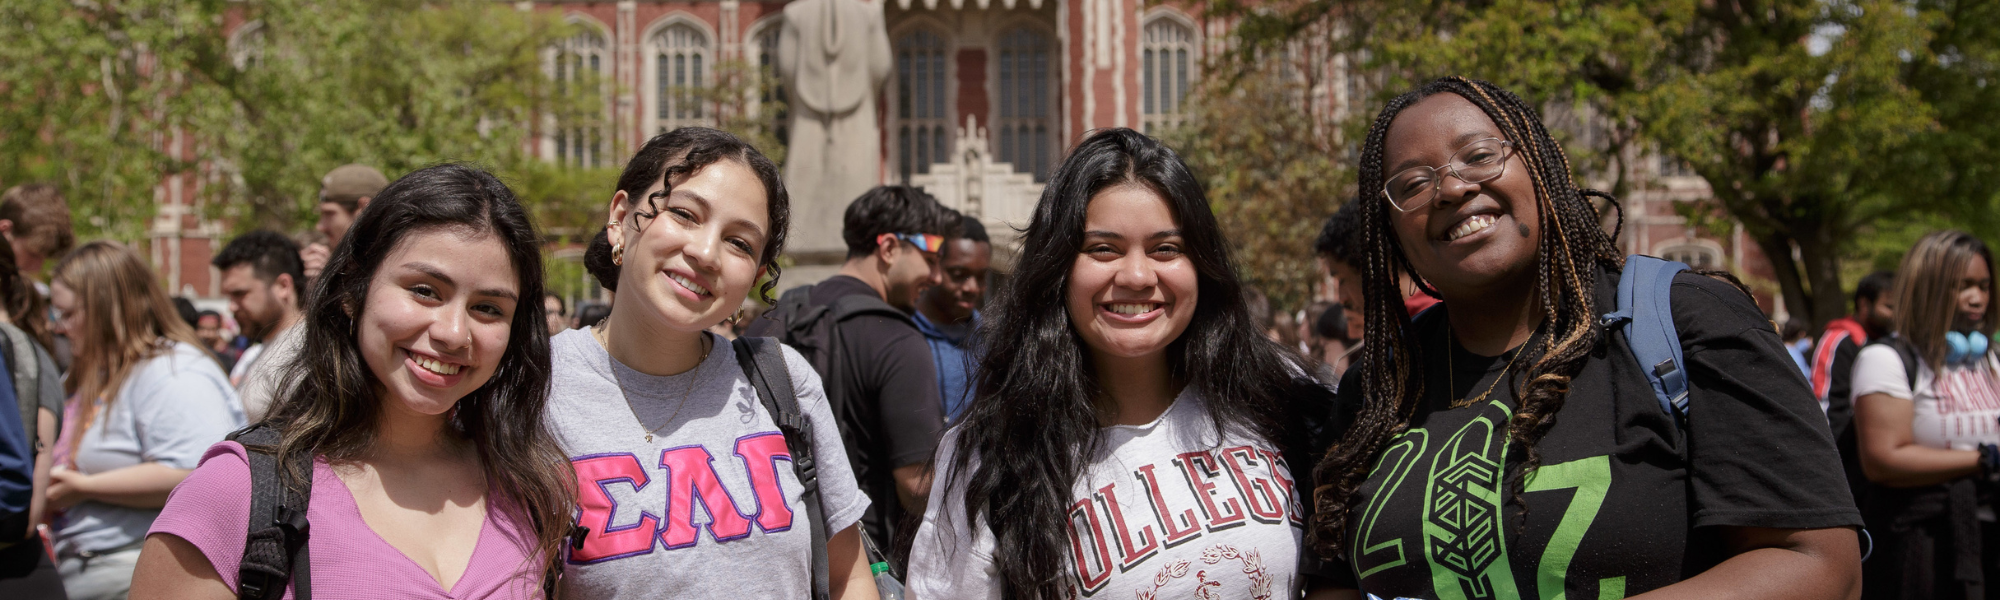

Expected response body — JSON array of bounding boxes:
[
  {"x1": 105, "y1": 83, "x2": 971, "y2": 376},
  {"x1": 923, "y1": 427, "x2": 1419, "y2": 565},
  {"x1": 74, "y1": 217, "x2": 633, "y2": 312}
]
[
  {"x1": 1852, "y1": 230, "x2": 2000, "y2": 599},
  {"x1": 44, "y1": 242, "x2": 245, "y2": 600},
  {"x1": 1308, "y1": 76, "x2": 1861, "y2": 599},
  {"x1": 549, "y1": 127, "x2": 877, "y2": 599},
  {"x1": 907, "y1": 128, "x2": 1334, "y2": 599},
  {"x1": 132, "y1": 164, "x2": 577, "y2": 598}
]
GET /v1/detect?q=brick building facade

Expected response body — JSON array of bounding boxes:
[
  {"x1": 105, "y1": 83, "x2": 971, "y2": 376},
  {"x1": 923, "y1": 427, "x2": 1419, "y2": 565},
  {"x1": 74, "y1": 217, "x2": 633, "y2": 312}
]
[{"x1": 153, "y1": 0, "x2": 1782, "y2": 319}]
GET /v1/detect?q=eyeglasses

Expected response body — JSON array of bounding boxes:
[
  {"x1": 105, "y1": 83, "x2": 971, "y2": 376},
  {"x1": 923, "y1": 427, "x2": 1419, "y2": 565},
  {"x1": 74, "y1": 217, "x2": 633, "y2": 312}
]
[
  {"x1": 879, "y1": 233, "x2": 945, "y2": 253},
  {"x1": 1381, "y1": 138, "x2": 1515, "y2": 212}
]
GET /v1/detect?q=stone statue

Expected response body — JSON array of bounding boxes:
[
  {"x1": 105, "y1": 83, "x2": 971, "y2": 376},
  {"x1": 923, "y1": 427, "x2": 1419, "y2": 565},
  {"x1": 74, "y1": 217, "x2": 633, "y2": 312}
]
[{"x1": 778, "y1": 0, "x2": 893, "y2": 254}]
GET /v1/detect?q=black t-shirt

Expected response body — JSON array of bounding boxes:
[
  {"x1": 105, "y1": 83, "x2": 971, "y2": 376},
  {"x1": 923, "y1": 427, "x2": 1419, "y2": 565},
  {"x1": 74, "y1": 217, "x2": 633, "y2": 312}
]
[
  {"x1": 794, "y1": 275, "x2": 945, "y2": 545},
  {"x1": 1325, "y1": 269, "x2": 1860, "y2": 599}
]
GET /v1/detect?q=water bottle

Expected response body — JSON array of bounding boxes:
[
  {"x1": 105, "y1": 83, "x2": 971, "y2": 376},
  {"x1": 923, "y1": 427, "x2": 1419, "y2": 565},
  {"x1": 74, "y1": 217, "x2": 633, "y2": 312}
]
[{"x1": 872, "y1": 561, "x2": 906, "y2": 600}]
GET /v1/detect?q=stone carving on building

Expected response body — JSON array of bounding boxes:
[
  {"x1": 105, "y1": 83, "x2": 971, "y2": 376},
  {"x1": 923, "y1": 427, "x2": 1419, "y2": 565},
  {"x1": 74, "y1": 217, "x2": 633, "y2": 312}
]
[
  {"x1": 777, "y1": 0, "x2": 892, "y2": 256},
  {"x1": 910, "y1": 115, "x2": 1045, "y2": 247}
]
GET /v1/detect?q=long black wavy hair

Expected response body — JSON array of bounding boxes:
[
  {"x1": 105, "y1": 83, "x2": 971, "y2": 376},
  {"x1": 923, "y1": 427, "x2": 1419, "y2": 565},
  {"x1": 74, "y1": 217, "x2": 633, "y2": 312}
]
[
  {"x1": 263, "y1": 163, "x2": 577, "y2": 581},
  {"x1": 584, "y1": 126, "x2": 789, "y2": 303},
  {"x1": 1308, "y1": 77, "x2": 1625, "y2": 558},
  {"x1": 945, "y1": 128, "x2": 1316, "y2": 598}
]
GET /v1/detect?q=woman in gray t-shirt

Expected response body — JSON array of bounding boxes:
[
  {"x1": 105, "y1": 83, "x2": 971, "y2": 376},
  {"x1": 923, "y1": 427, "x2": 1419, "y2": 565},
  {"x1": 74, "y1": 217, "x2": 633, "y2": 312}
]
[
  {"x1": 548, "y1": 127, "x2": 876, "y2": 600},
  {"x1": 45, "y1": 242, "x2": 245, "y2": 600}
]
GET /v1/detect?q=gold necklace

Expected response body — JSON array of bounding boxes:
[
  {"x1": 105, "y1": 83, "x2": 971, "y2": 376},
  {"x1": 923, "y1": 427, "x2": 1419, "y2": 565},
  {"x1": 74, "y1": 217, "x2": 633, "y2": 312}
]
[
  {"x1": 597, "y1": 324, "x2": 710, "y2": 442},
  {"x1": 1447, "y1": 326, "x2": 1530, "y2": 409}
]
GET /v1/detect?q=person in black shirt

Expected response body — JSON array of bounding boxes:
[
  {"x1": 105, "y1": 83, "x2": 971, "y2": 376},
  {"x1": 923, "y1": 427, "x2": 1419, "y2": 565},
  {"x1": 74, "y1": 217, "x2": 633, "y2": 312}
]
[
  {"x1": 747, "y1": 185, "x2": 954, "y2": 553},
  {"x1": 1308, "y1": 77, "x2": 1861, "y2": 599},
  {"x1": 1810, "y1": 269, "x2": 1894, "y2": 513}
]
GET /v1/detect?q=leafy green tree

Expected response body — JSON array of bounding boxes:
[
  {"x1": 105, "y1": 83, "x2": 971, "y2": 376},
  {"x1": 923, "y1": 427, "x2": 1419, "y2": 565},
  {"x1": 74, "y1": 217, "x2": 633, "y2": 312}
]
[
  {"x1": 0, "y1": 0, "x2": 602, "y2": 240},
  {"x1": 1163, "y1": 63, "x2": 1352, "y2": 313},
  {"x1": 1201, "y1": 0, "x2": 2000, "y2": 326}
]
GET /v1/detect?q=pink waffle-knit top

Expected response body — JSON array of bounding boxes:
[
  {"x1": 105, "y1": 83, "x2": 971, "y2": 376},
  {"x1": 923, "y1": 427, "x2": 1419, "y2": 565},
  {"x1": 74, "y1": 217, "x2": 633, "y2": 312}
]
[{"x1": 149, "y1": 441, "x2": 546, "y2": 599}]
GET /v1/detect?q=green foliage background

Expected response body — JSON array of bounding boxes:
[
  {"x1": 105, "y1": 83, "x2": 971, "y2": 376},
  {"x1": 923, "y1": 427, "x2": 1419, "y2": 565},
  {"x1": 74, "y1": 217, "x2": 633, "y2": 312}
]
[
  {"x1": 0, "y1": 0, "x2": 616, "y2": 242},
  {"x1": 1162, "y1": 63, "x2": 1352, "y2": 313},
  {"x1": 1201, "y1": 0, "x2": 2000, "y2": 326}
]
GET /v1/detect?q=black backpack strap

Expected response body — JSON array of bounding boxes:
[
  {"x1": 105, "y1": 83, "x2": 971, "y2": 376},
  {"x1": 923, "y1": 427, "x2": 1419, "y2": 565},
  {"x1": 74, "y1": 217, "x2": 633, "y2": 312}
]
[
  {"x1": 227, "y1": 424, "x2": 312, "y2": 600},
  {"x1": 825, "y1": 294, "x2": 914, "y2": 327},
  {"x1": 1882, "y1": 337, "x2": 1921, "y2": 391},
  {"x1": 732, "y1": 337, "x2": 829, "y2": 600}
]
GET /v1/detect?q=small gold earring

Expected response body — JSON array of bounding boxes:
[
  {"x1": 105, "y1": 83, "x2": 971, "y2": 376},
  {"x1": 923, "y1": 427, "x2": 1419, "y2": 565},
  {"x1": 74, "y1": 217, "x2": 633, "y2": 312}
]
[{"x1": 612, "y1": 243, "x2": 624, "y2": 266}]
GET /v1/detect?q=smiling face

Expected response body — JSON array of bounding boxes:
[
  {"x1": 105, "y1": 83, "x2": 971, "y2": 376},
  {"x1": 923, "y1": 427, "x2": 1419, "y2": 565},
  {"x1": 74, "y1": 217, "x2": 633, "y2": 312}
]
[
  {"x1": 922, "y1": 238, "x2": 990, "y2": 322},
  {"x1": 358, "y1": 228, "x2": 521, "y2": 418},
  {"x1": 1065, "y1": 183, "x2": 1199, "y2": 362},
  {"x1": 609, "y1": 158, "x2": 771, "y2": 333},
  {"x1": 882, "y1": 237, "x2": 942, "y2": 312},
  {"x1": 1382, "y1": 93, "x2": 1542, "y2": 299}
]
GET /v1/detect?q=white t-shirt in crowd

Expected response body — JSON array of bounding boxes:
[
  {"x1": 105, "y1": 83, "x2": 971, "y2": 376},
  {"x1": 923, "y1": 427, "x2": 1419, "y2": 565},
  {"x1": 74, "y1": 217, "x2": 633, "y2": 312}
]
[
  {"x1": 1852, "y1": 343, "x2": 2000, "y2": 450},
  {"x1": 544, "y1": 329, "x2": 869, "y2": 599},
  {"x1": 229, "y1": 343, "x2": 264, "y2": 387},
  {"x1": 236, "y1": 322, "x2": 304, "y2": 422},
  {"x1": 908, "y1": 390, "x2": 1304, "y2": 600}
]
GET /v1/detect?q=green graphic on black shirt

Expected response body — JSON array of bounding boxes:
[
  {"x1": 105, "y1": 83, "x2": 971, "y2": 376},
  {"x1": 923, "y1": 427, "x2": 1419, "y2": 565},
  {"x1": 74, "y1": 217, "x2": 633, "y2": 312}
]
[{"x1": 1352, "y1": 399, "x2": 1624, "y2": 600}]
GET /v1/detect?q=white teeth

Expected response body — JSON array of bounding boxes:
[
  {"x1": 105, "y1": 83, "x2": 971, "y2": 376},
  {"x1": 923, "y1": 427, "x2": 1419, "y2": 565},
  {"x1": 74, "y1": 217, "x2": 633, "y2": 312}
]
[
  {"x1": 670, "y1": 273, "x2": 710, "y2": 296},
  {"x1": 1108, "y1": 303, "x2": 1157, "y2": 315},
  {"x1": 413, "y1": 355, "x2": 460, "y2": 376},
  {"x1": 1448, "y1": 215, "x2": 1497, "y2": 241}
]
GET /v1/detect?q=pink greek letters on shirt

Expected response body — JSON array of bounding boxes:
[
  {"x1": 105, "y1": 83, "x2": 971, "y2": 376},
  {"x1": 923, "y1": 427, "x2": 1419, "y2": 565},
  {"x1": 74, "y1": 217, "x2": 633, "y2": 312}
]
[{"x1": 569, "y1": 433, "x2": 797, "y2": 563}]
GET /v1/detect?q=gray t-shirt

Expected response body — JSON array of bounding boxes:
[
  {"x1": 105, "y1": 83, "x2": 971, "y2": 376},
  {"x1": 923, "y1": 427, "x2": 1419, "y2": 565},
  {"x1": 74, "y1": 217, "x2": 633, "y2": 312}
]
[
  {"x1": 909, "y1": 391, "x2": 1305, "y2": 599},
  {"x1": 546, "y1": 329, "x2": 869, "y2": 599},
  {"x1": 55, "y1": 341, "x2": 246, "y2": 556}
]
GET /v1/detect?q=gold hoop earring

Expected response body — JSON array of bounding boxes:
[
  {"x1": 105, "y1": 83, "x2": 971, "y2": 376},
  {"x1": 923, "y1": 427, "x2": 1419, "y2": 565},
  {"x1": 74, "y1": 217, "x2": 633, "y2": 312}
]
[{"x1": 605, "y1": 219, "x2": 627, "y2": 266}]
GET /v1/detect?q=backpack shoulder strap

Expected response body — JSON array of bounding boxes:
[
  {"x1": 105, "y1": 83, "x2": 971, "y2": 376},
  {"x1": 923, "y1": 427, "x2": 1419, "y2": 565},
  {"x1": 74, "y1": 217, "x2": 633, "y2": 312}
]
[
  {"x1": 1882, "y1": 336, "x2": 1922, "y2": 391},
  {"x1": 227, "y1": 424, "x2": 312, "y2": 600},
  {"x1": 732, "y1": 337, "x2": 829, "y2": 600},
  {"x1": 772, "y1": 286, "x2": 837, "y2": 345},
  {"x1": 826, "y1": 293, "x2": 914, "y2": 326},
  {"x1": 1603, "y1": 255, "x2": 1693, "y2": 420}
]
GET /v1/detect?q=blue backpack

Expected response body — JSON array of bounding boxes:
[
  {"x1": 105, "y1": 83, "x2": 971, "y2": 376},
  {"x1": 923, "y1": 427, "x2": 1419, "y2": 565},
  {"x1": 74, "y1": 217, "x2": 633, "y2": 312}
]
[
  {"x1": 0, "y1": 343, "x2": 27, "y2": 550},
  {"x1": 1601, "y1": 255, "x2": 1693, "y2": 422}
]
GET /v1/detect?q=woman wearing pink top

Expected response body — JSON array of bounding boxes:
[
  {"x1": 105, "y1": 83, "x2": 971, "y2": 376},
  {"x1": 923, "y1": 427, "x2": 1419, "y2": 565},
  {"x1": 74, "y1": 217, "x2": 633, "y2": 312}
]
[{"x1": 128, "y1": 164, "x2": 578, "y2": 599}]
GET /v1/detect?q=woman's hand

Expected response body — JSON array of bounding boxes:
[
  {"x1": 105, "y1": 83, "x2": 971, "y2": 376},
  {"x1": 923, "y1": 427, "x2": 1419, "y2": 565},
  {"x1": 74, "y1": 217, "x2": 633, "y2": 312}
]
[
  {"x1": 47, "y1": 462, "x2": 195, "y2": 510},
  {"x1": 47, "y1": 466, "x2": 88, "y2": 511}
]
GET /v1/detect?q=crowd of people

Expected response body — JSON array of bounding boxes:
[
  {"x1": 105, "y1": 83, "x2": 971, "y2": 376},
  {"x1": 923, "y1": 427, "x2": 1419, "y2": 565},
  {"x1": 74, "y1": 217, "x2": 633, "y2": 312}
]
[{"x1": 0, "y1": 75, "x2": 1988, "y2": 600}]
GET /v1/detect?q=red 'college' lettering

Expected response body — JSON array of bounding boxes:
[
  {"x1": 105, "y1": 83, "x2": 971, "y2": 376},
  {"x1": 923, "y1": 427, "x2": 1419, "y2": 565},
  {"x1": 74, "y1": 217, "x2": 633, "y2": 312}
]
[
  {"x1": 570, "y1": 433, "x2": 796, "y2": 563},
  {"x1": 1066, "y1": 445, "x2": 1298, "y2": 596}
]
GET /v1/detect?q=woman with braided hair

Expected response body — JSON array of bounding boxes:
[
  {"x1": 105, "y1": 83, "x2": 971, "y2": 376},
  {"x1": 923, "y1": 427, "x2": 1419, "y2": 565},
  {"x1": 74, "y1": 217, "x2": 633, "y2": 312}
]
[{"x1": 1307, "y1": 77, "x2": 1861, "y2": 599}]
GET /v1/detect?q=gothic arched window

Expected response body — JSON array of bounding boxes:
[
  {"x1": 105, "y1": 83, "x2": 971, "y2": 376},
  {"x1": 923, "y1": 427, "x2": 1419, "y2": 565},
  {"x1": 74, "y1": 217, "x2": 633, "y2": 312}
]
[
  {"x1": 753, "y1": 21, "x2": 788, "y2": 146},
  {"x1": 654, "y1": 23, "x2": 712, "y2": 133},
  {"x1": 893, "y1": 28, "x2": 950, "y2": 183},
  {"x1": 553, "y1": 27, "x2": 609, "y2": 167},
  {"x1": 1660, "y1": 243, "x2": 1722, "y2": 270},
  {"x1": 996, "y1": 26, "x2": 1055, "y2": 182},
  {"x1": 1141, "y1": 17, "x2": 1196, "y2": 134}
]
